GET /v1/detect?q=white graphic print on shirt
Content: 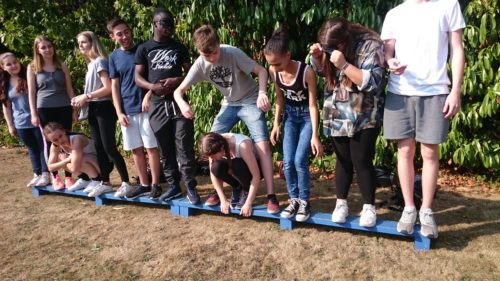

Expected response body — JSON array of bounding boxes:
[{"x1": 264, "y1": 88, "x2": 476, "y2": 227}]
[{"x1": 150, "y1": 50, "x2": 178, "y2": 70}]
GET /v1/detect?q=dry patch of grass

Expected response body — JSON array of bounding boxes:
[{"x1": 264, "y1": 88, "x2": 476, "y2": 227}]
[{"x1": 0, "y1": 148, "x2": 499, "y2": 280}]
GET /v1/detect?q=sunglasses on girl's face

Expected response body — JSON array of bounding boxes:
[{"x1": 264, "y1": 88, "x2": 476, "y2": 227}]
[{"x1": 321, "y1": 44, "x2": 336, "y2": 55}]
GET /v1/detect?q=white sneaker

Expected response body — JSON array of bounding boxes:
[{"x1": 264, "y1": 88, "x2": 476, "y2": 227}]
[
  {"x1": 331, "y1": 200, "x2": 349, "y2": 223},
  {"x1": 359, "y1": 204, "x2": 377, "y2": 227},
  {"x1": 397, "y1": 206, "x2": 417, "y2": 235},
  {"x1": 67, "y1": 178, "x2": 91, "y2": 191},
  {"x1": 83, "y1": 180, "x2": 100, "y2": 193},
  {"x1": 419, "y1": 208, "x2": 439, "y2": 238},
  {"x1": 114, "y1": 182, "x2": 134, "y2": 197},
  {"x1": 27, "y1": 174, "x2": 41, "y2": 187},
  {"x1": 88, "y1": 182, "x2": 113, "y2": 197},
  {"x1": 35, "y1": 172, "x2": 51, "y2": 187}
]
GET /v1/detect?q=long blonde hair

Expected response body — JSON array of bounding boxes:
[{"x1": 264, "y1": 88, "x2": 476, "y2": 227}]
[
  {"x1": 77, "y1": 31, "x2": 108, "y2": 63},
  {"x1": 31, "y1": 35, "x2": 63, "y2": 73}
]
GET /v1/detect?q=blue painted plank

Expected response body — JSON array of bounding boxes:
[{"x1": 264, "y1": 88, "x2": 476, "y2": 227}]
[
  {"x1": 97, "y1": 192, "x2": 172, "y2": 207},
  {"x1": 32, "y1": 186, "x2": 172, "y2": 207},
  {"x1": 32, "y1": 186, "x2": 432, "y2": 250}
]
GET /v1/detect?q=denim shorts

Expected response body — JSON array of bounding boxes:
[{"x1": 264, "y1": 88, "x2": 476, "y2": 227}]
[
  {"x1": 211, "y1": 104, "x2": 269, "y2": 143},
  {"x1": 383, "y1": 92, "x2": 450, "y2": 144}
]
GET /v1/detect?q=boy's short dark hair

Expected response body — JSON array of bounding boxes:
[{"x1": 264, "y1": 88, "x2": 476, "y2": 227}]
[
  {"x1": 106, "y1": 17, "x2": 128, "y2": 34},
  {"x1": 193, "y1": 25, "x2": 219, "y2": 53}
]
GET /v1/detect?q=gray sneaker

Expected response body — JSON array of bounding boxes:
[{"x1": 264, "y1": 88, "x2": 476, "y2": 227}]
[
  {"x1": 68, "y1": 178, "x2": 91, "y2": 192},
  {"x1": 280, "y1": 198, "x2": 300, "y2": 219},
  {"x1": 27, "y1": 174, "x2": 41, "y2": 187},
  {"x1": 419, "y1": 208, "x2": 438, "y2": 238},
  {"x1": 83, "y1": 180, "x2": 100, "y2": 193},
  {"x1": 114, "y1": 182, "x2": 134, "y2": 197},
  {"x1": 397, "y1": 206, "x2": 417, "y2": 235},
  {"x1": 88, "y1": 182, "x2": 113, "y2": 197},
  {"x1": 331, "y1": 200, "x2": 349, "y2": 223},
  {"x1": 35, "y1": 172, "x2": 51, "y2": 187}
]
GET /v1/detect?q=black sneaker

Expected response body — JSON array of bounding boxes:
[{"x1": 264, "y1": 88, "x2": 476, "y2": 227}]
[
  {"x1": 230, "y1": 185, "x2": 242, "y2": 208},
  {"x1": 159, "y1": 184, "x2": 182, "y2": 201},
  {"x1": 295, "y1": 199, "x2": 311, "y2": 222},
  {"x1": 280, "y1": 198, "x2": 300, "y2": 219},
  {"x1": 186, "y1": 187, "x2": 201, "y2": 205},
  {"x1": 149, "y1": 184, "x2": 162, "y2": 199},
  {"x1": 126, "y1": 185, "x2": 151, "y2": 199},
  {"x1": 235, "y1": 190, "x2": 249, "y2": 210}
]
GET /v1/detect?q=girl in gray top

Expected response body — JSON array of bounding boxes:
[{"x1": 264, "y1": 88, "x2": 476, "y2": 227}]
[
  {"x1": 27, "y1": 35, "x2": 77, "y2": 190},
  {"x1": 72, "y1": 31, "x2": 130, "y2": 197}
]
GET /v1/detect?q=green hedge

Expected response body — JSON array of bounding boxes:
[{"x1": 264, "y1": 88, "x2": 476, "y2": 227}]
[{"x1": 1, "y1": 0, "x2": 498, "y2": 178}]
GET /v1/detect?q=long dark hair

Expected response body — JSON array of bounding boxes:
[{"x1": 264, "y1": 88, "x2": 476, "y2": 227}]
[
  {"x1": 318, "y1": 17, "x2": 381, "y2": 90},
  {"x1": 0, "y1": 52, "x2": 28, "y2": 106}
]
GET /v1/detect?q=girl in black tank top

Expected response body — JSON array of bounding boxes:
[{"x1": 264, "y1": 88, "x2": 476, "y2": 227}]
[{"x1": 264, "y1": 27, "x2": 323, "y2": 222}]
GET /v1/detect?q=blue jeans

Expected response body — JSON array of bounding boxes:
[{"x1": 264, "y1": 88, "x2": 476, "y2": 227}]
[
  {"x1": 17, "y1": 127, "x2": 48, "y2": 175},
  {"x1": 282, "y1": 104, "x2": 312, "y2": 201},
  {"x1": 211, "y1": 104, "x2": 269, "y2": 143}
]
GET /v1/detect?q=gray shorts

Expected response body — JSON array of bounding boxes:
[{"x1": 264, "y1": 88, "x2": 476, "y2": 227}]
[{"x1": 383, "y1": 92, "x2": 450, "y2": 144}]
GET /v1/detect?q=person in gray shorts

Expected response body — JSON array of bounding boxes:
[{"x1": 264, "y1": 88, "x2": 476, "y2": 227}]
[{"x1": 381, "y1": 0, "x2": 466, "y2": 239}]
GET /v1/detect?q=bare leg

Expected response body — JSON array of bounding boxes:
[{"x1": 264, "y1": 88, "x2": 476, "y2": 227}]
[
  {"x1": 254, "y1": 140, "x2": 275, "y2": 195},
  {"x1": 132, "y1": 147, "x2": 149, "y2": 186},
  {"x1": 420, "y1": 143, "x2": 439, "y2": 209},
  {"x1": 146, "y1": 147, "x2": 161, "y2": 185},
  {"x1": 397, "y1": 138, "x2": 416, "y2": 207}
]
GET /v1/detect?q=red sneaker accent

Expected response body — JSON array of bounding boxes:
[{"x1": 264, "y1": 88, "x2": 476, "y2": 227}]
[
  {"x1": 267, "y1": 197, "x2": 280, "y2": 214},
  {"x1": 204, "y1": 191, "x2": 220, "y2": 206}
]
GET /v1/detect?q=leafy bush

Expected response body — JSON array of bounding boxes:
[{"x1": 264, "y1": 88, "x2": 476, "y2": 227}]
[{"x1": 0, "y1": 0, "x2": 497, "y2": 178}]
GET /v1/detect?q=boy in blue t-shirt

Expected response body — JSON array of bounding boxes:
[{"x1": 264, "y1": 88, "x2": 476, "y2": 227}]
[{"x1": 107, "y1": 18, "x2": 162, "y2": 199}]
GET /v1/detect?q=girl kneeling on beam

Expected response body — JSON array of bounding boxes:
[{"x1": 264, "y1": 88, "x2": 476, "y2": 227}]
[
  {"x1": 198, "y1": 132, "x2": 262, "y2": 217},
  {"x1": 43, "y1": 122, "x2": 102, "y2": 195}
]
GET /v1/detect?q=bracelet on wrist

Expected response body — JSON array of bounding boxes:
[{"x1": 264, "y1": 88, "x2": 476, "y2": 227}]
[
  {"x1": 86, "y1": 93, "x2": 92, "y2": 100},
  {"x1": 258, "y1": 90, "x2": 268, "y2": 96},
  {"x1": 340, "y1": 62, "x2": 350, "y2": 71}
]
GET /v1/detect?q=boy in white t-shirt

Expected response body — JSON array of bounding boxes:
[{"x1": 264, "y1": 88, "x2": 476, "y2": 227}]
[{"x1": 381, "y1": 0, "x2": 465, "y2": 238}]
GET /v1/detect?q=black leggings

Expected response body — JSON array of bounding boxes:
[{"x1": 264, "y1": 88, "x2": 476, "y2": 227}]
[
  {"x1": 332, "y1": 128, "x2": 380, "y2": 204},
  {"x1": 88, "y1": 100, "x2": 128, "y2": 183},
  {"x1": 38, "y1": 106, "x2": 73, "y2": 177},
  {"x1": 211, "y1": 158, "x2": 252, "y2": 192}
]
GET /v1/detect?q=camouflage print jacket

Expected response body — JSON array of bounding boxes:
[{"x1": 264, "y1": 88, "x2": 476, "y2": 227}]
[{"x1": 315, "y1": 33, "x2": 386, "y2": 138}]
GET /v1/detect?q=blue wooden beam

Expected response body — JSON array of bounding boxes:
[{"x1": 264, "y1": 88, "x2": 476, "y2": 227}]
[{"x1": 31, "y1": 185, "x2": 433, "y2": 250}]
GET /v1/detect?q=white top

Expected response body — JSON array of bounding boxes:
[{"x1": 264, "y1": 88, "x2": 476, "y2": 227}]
[
  {"x1": 222, "y1": 133, "x2": 251, "y2": 158},
  {"x1": 380, "y1": 0, "x2": 465, "y2": 96}
]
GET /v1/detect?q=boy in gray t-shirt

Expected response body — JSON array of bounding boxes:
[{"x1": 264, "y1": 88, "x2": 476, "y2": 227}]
[{"x1": 173, "y1": 24, "x2": 279, "y2": 214}]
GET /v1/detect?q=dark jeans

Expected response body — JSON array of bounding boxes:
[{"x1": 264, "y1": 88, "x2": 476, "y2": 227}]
[
  {"x1": 17, "y1": 127, "x2": 48, "y2": 175},
  {"x1": 332, "y1": 127, "x2": 381, "y2": 204},
  {"x1": 88, "y1": 100, "x2": 129, "y2": 183},
  {"x1": 211, "y1": 158, "x2": 251, "y2": 192},
  {"x1": 154, "y1": 117, "x2": 197, "y2": 190}
]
